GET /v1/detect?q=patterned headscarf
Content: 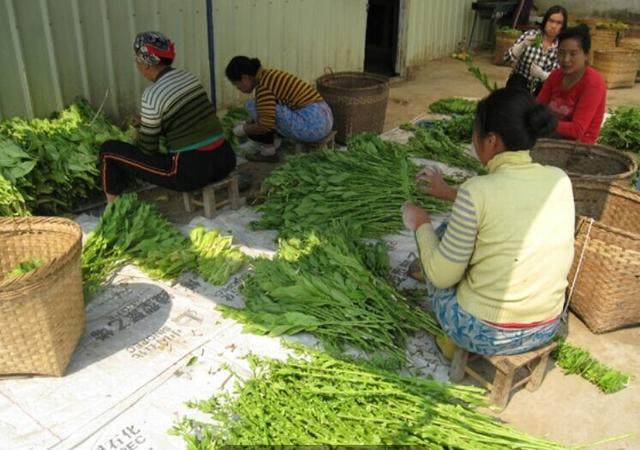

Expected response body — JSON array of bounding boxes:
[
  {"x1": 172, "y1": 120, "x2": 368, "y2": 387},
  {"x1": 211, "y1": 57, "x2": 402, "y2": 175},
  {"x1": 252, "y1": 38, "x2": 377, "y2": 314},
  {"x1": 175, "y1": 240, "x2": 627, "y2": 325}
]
[{"x1": 133, "y1": 31, "x2": 175, "y2": 66}]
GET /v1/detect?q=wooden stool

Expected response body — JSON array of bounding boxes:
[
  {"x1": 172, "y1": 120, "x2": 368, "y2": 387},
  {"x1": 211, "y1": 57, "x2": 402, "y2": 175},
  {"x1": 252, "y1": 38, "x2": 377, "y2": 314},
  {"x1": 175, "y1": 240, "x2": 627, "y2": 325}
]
[
  {"x1": 449, "y1": 341, "x2": 557, "y2": 410},
  {"x1": 182, "y1": 174, "x2": 241, "y2": 218},
  {"x1": 294, "y1": 130, "x2": 337, "y2": 152}
]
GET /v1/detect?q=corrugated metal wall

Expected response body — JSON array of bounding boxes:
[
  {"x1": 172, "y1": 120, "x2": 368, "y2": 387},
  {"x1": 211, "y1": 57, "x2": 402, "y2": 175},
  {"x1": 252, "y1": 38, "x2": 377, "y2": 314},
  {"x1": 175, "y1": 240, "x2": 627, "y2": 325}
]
[
  {"x1": 212, "y1": 0, "x2": 367, "y2": 109},
  {"x1": 0, "y1": 0, "x2": 483, "y2": 121},
  {"x1": 404, "y1": 0, "x2": 477, "y2": 67},
  {"x1": 0, "y1": 0, "x2": 210, "y2": 122}
]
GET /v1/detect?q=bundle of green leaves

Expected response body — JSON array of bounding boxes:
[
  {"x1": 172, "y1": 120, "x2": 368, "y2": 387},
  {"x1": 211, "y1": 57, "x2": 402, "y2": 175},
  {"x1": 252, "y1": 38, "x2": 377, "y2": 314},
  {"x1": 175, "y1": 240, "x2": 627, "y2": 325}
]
[
  {"x1": 82, "y1": 194, "x2": 244, "y2": 299},
  {"x1": 220, "y1": 229, "x2": 442, "y2": 368},
  {"x1": 190, "y1": 225, "x2": 245, "y2": 285},
  {"x1": 0, "y1": 98, "x2": 129, "y2": 214},
  {"x1": 553, "y1": 338, "x2": 631, "y2": 394},
  {"x1": 599, "y1": 106, "x2": 640, "y2": 153},
  {"x1": 171, "y1": 351, "x2": 569, "y2": 449},
  {"x1": 252, "y1": 133, "x2": 451, "y2": 238},
  {"x1": 429, "y1": 97, "x2": 478, "y2": 115},
  {"x1": 221, "y1": 106, "x2": 251, "y2": 153},
  {"x1": 406, "y1": 127, "x2": 486, "y2": 174}
]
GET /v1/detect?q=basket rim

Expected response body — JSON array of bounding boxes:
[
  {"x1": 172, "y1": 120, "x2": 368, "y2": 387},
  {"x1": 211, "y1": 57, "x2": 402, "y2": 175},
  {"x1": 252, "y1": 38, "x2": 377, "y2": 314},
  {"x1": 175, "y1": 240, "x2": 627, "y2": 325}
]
[
  {"x1": 572, "y1": 179, "x2": 640, "y2": 201},
  {"x1": 0, "y1": 217, "x2": 82, "y2": 291},
  {"x1": 577, "y1": 215, "x2": 640, "y2": 241},
  {"x1": 316, "y1": 71, "x2": 389, "y2": 94},
  {"x1": 533, "y1": 138, "x2": 638, "y2": 180}
]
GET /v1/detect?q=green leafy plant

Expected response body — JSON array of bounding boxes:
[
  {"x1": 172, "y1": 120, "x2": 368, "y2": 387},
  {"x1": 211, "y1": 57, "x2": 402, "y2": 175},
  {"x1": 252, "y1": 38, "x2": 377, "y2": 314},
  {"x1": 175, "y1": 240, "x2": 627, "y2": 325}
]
[
  {"x1": 190, "y1": 225, "x2": 245, "y2": 285},
  {"x1": 221, "y1": 228, "x2": 441, "y2": 367},
  {"x1": 82, "y1": 194, "x2": 243, "y2": 299},
  {"x1": 252, "y1": 133, "x2": 451, "y2": 239},
  {"x1": 599, "y1": 106, "x2": 640, "y2": 153},
  {"x1": 407, "y1": 127, "x2": 486, "y2": 174},
  {"x1": 429, "y1": 97, "x2": 478, "y2": 115},
  {"x1": 221, "y1": 106, "x2": 251, "y2": 153},
  {"x1": 171, "y1": 351, "x2": 572, "y2": 448},
  {"x1": 0, "y1": 98, "x2": 130, "y2": 214},
  {"x1": 0, "y1": 173, "x2": 29, "y2": 216},
  {"x1": 553, "y1": 338, "x2": 632, "y2": 394}
]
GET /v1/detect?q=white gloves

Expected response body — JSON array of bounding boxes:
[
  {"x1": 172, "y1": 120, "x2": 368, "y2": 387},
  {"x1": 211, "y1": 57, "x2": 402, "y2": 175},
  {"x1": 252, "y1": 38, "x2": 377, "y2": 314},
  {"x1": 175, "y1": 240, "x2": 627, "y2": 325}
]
[
  {"x1": 512, "y1": 34, "x2": 537, "y2": 59},
  {"x1": 232, "y1": 123, "x2": 247, "y2": 138},
  {"x1": 530, "y1": 64, "x2": 550, "y2": 81}
]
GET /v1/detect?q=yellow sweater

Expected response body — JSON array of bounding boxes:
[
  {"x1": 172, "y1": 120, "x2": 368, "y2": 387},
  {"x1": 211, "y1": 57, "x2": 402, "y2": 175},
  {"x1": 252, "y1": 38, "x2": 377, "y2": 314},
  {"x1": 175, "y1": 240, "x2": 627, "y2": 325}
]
[{"x1": 416, "y1": 151, "x2": 575, "y2": 324}]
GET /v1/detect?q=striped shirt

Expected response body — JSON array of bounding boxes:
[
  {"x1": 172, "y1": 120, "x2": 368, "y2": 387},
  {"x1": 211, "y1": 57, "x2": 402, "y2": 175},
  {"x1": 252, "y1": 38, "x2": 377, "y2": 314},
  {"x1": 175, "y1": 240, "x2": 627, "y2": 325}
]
[
  {"x1": 436, "y1": 188, "x2": 477, "y2": 264},
  {"x1": 254, "y1": 67, "x2": 324, "y2": 130},
  {"x1": 138, "y1": 68, "x2": 223, "y2": 154}
]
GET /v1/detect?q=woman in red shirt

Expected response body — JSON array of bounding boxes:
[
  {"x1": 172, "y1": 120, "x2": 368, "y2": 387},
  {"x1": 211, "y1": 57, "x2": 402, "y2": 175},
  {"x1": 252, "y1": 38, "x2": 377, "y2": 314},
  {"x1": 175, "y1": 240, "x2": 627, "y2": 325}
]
[{"x1": 537, "y1": 25, "x2": 607, "y2": 144}]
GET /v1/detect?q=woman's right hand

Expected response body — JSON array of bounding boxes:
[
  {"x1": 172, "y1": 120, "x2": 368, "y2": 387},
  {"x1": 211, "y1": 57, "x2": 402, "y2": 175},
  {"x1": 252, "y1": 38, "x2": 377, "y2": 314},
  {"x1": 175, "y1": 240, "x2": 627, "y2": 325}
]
[{"x1": 416, "y1": 168, "x2": 457, "y2": 202}]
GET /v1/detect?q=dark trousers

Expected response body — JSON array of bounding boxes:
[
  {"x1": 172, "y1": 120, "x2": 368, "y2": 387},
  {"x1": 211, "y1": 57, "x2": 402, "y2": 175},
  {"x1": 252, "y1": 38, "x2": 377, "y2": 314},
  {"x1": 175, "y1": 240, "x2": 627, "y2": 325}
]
[
  {"x1": 99, "y1": 140, "x2": 236, "y2": 195},
  {"x1": 506, "y1": 72, "x2": 543, "y2": 97}
]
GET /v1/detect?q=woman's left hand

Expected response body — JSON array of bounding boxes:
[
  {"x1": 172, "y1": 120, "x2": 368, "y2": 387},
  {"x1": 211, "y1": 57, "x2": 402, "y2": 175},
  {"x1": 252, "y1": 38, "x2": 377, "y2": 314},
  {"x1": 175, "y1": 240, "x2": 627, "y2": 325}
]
[{"x1": 402, "y1": 202, "x2": 431, "y2": 231}]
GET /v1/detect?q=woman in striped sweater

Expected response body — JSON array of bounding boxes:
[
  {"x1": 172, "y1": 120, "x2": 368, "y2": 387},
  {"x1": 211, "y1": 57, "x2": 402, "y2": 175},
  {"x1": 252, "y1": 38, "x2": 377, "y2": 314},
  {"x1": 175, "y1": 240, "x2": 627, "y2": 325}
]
[
  {"x1": 99, "y1": 32, "x2": 236, "y2": 203},
  {"x1": 225, "y1": 56, "x2": 334, "y2": 163},
  {"x1": 403, "y1": 89, "x2": 575, "y2": 356}
]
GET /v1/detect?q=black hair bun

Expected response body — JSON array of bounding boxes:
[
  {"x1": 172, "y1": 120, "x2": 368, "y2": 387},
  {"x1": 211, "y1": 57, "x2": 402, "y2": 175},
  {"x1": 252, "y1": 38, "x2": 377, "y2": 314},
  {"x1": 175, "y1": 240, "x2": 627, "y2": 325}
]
[{"x1": 526, "y1": 103, "x2": 557, "y2": 139}]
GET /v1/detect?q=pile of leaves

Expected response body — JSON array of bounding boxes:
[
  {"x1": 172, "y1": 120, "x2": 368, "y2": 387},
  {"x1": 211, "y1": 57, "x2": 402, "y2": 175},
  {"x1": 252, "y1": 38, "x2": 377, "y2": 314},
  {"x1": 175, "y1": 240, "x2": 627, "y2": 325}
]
[
  {"x1": 429, "y1": 97, "x2": 478, "y2": 115},
  {"x1": 221, "y1": 106, "x2": 251, "y2": 153},
  {"x1": 171, "y1": 351, "x2": 569, "y2": 449},
  {"x1": 407, "y1": 127, "x2": 486, "y2": 174},
  {"x1": 0, "y1": 98, "x2": 130, "y2": 214},
  {"x1": 252, "y1": 133, "x2": 451, "y2": 239},
  {"x1": 553, "y1": 338, "x2": 631, "y2": 394},
  {"x1": 82, "y1": 194, "x2": 244, "y2": 299},
  {"x1": 599, "y1": 106, "x2": 640, "y2": 153},
  {"x1": 221, "y1": 229, "x2": 441, "y2": 368}
]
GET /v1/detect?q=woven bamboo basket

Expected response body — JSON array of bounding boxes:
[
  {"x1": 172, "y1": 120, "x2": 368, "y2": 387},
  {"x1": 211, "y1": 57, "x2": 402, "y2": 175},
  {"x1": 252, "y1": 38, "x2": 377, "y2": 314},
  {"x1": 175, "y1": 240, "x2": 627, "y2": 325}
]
[
  {"x1": 531, "y1": 139, "x2": 638, "y2": 186},
  {"x1": 589, "y1": 28, "x2": 619, "y2": 64},
  {"x1": 593, "y1": 49, "x2": 640, "y2": 88},
  {"x1": 493, "y1": 32, "x2": 518, "y2": 65},
  {"x1": 0, "y1": 217, "x2": 85, "y2": 376},
  {"x1": 567, "y1": 182, "x2": 640, "y2": 333},
  {"x1": 619, "y1": 37, "x2": 640, "y2": 81},
  {"x1": 316, "y1": 71, "x2": 389, "y2": 144}
]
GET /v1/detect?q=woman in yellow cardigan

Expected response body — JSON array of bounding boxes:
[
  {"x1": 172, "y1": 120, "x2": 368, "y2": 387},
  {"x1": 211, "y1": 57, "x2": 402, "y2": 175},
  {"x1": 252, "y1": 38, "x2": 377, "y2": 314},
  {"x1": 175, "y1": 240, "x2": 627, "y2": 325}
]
[{"x1": 403, "y1": 88, "x2": 575, "y2": 355}]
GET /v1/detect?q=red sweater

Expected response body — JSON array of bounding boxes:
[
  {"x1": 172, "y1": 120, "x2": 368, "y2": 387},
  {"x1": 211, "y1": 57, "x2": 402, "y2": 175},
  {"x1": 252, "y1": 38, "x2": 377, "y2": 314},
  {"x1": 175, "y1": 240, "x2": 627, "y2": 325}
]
[{"x1": 537, "y1": 66, "x2": 607, "y2": 144}]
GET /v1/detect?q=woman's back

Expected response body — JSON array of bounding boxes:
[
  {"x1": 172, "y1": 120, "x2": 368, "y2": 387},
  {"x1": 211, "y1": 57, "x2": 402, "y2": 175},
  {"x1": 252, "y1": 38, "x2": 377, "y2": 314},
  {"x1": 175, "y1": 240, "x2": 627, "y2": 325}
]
[{"x1": 456, "y1": 151, "x2": 575, "y2": 324}]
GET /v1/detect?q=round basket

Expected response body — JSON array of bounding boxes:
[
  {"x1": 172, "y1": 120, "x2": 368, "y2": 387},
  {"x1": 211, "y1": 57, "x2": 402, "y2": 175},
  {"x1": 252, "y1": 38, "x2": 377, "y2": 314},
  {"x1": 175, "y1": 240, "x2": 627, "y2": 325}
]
[
  {"x1": 531, "y1": 139, "x2": 637, "y2": 186},
  {"x1": 589, "y1": 28, "x2": 618, "y2": 64},
  {"x1": 316, "y1": 71, "x2": 389, "y2": 144},
  {"x1": 593, "y1": 49, "x2": 640, "y2": 89},
  {"x1": 0, "y1": 217, "x2": 85, "y2": 376},
  {"x1": 619, "y1": 37, "x2": 640, "y2": 81},
  {"x1": 568, "y1": 182, "x2": 640, "y2": 333},
  {"x1": 493, "y1": 33, "x2": 518, "y2": 65}
]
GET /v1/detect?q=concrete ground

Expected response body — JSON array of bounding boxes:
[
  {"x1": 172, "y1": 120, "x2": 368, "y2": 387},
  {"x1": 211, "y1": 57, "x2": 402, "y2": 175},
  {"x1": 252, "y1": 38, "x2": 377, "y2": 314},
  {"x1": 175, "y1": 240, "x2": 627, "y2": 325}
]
[
  {"x1": 386, "y1": 52, "x2": 640, "y2": 450},
  {"x1": 126, "y1": 52, "x2": 639, "y2": 448}
]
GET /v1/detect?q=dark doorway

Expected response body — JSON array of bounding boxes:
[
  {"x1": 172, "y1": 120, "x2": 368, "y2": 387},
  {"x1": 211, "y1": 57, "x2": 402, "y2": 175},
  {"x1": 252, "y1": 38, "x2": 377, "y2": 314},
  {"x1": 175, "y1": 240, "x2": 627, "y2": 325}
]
[{"x1": 364, "y1": 0, "x2": 400, "y2": 76}]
